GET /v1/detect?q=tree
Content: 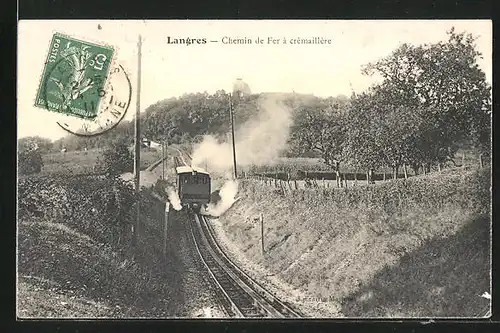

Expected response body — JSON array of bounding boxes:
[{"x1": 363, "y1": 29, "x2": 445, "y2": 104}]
[
  {"x1": 18, "y1": 136, "x2": 53, "y2": 153},
  {"x1": 18, "y1": 139, "x2": 43, "y2": 175},
  {"x1": 290, "y1": 96, "x2": 350, "y2": 171},
  {"x1": 362, "y1": 28, "x2": 491, "y2": 168},
  {"x1": 343, "y1": 92, "x2": 386, "y2": 174},
  {"x1": 96, "y1": 140, "x2": 134, "y2": 177}
]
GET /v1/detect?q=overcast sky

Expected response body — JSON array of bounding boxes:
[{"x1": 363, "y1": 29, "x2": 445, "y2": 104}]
[{"x1": 18, "y1": 20, "x2": 492, "y2": 141}]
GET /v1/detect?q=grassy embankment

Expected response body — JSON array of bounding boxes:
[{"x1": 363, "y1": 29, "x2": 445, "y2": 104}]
[
  {"x1": 218, "y1": 165, "x2": 491, "y2": 317},
  {"x1": 17, "y1": 164, "x2": 175, "y2": 317}
]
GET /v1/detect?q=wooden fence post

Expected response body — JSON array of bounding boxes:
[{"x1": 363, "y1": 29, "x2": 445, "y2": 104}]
[
  {"x1": 479, "y1": 153, "x2": 484, "y2": 168},
  {"x1": 294, "y1": 180, "x2": 298, "y2": 190},
  {"x1": 404, "y1": 164, "x2": 408, "y2": 179}
]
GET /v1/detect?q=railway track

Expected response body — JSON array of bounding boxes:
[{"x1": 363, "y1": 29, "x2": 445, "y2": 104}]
[
  {"x1": 172, "y1": 147, "x2": 190, "y2": 167},
  {"x1": 189, "y1": 213, "x2": 302, "y2": 318}
]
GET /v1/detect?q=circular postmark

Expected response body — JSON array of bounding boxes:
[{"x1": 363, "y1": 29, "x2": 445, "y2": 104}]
[
  {"x1": 37, "y1": 33, "x2": 132, "y2": 136},
  {"x1": 54, "y1": 63, "x2": 131, "y2": 136}
]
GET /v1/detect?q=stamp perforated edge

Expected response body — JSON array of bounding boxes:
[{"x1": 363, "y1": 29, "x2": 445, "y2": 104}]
[{"x1": 32, "y1": 30, "x2": 120, "y2": 120}]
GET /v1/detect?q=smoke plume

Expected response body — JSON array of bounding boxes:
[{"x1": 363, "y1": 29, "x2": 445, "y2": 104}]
[
  {"x1": 193, "y1": 95, "x2": 292, "y2": 217},
  {"x1": 201, "y1": 180, "x2": 239, "y2": 217},
  {"x1": 191, "y1": 95, "x2": 292, "y2": 174},
  {"x1": 167, "y1": 187, "x2": 182, "y2": 211}
]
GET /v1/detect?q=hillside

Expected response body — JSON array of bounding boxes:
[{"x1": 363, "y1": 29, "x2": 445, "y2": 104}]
[
  {"x1": 16, "y1": 173, "x2": 176, "y2": 318},
  {"x1": 17, "y1": 221, "x2": 172, "y2": 317},
  {"x1": 213, "y1": 167, "x2": 491, "y2": 317},
  {"x1": 48, "y1": 91, "x2": 330, "y2": 152}
]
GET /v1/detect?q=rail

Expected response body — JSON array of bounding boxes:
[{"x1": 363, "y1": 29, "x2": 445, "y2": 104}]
[
  {"x1": 201, "y1": 215, "x2": 302, "y2": 317},
  {"x1": 190, "y1": 213, "x2": 302, "y2": 318}
]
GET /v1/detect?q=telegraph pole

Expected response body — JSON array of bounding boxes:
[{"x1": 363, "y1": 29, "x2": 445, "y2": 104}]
[
  {"x1": 133, "y1": 34, "x2": 142, "y2": 247},
  {"x1": 162, "y1": 141, "x2": 165, "y2": 179},
  {"x1": 260, "y1": 213, "x2": 264, "y2": 254},
  {"x1": 229, "y1": 93, "x2": 237, "y2": 180}
]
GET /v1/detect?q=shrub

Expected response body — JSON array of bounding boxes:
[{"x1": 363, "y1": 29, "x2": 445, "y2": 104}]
[
  {"x1": 18, "y1": 174, "x2": 136, "y2": 248},
  {"x1": 18, "y1": 144, "x2": 43, "y2": 175},
  {"x1": 96, "y1": 140, "x2": 134, "y2": 177}
]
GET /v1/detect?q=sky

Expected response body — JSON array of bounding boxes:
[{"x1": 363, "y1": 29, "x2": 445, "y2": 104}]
[{"x1": 18, "y1": 20, "x2": 492, "y2": 141}]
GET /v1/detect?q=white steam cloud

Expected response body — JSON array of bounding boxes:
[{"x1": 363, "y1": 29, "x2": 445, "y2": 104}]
[
  {"x1": 167, "y1": 187, "x2": 182, "y2": 211},
  {"x1": 193, "y1": 95, "x2": 292, "y2": 217},
  {"x1": 201, "y1": 180, "x2": 239, "y2": 217},
  {"x1": 191, "y1": 95, "x2": 292, "y2": 174}
]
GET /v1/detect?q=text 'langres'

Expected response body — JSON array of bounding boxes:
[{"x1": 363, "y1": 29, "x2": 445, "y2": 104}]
[{"x1": 167, "y1": 37, "x2": 207, "y2": 45}]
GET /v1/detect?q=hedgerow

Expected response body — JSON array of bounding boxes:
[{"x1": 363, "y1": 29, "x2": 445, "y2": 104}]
[{"x1": 18, "y1": 174, "x2": 136, "y2": 248}]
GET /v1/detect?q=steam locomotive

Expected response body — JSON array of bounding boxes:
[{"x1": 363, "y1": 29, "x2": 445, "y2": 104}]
[{"x1": 176, "y1": 165, "x2": 211, "y2": 213}]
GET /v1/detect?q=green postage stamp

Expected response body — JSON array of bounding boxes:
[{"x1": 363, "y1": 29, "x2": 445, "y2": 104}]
[{"x1": 35, "y1": 33, "x2": 115, "y2": 119}]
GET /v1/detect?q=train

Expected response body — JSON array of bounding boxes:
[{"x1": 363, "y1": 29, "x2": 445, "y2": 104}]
[{"x1": 175, "y1": 165, "x2": 211, "y2": 213}]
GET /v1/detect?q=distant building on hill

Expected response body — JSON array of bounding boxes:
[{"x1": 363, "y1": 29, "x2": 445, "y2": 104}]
[{"x1": 233, "y1": 78, "x2": 251, "y2": 98}]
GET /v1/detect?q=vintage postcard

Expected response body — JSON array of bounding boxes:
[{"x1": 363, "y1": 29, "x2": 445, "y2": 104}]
[{"x1": 17, "y1": 20, "x2": 492, "y2": 319}]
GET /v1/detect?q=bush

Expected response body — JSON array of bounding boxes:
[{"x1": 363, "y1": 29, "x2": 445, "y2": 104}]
[
  {"x1": 18, "y1": 145, "x2": 43, "y2": 175},
  {"x1": 96, "y1": 140, "x2": 134, "y2": 177},
  {"x1": 18, "y1": 174, "x2": 136, "y2": 248}
]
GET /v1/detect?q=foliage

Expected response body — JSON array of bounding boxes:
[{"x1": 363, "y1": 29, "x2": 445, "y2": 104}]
[
  {"x1": 18, "y1": 139, "x2": 44, "y2": 175},
  {"x1": 339, "y1": 28, "x2": 492, "y2": 175},
  {"x1": 18, "y1": 136, "x2": 53, "y2": 153},
  {"x1": 18, "y1": 174, "x2": 136, "y2": 247},
  {"x1": 96, "y1": 140, "x2": 134, "y2": 177},
  {"x1": 359, "y1": 28, "x2": 491, "y2": 164},
  {"x1": 289, "y1": 96, "x2": 350, "y2": 169}
]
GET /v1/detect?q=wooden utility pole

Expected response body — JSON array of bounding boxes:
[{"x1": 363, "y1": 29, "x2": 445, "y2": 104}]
[
  {"x1": 162, "y1": 141, "x2": 166, "y2": 179},
  {"x1": 133, "y1": 34, "x2": 142, "y2": 246},
  {"x1": 229, "y1": 94, "x2": 238, "y2": 179},
  {"x1": 164, "y1": 202, "x2": 169, "y2": 261},
  {"x1": 260, "y1": 213, "x2": 264, "y2": 254}
]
